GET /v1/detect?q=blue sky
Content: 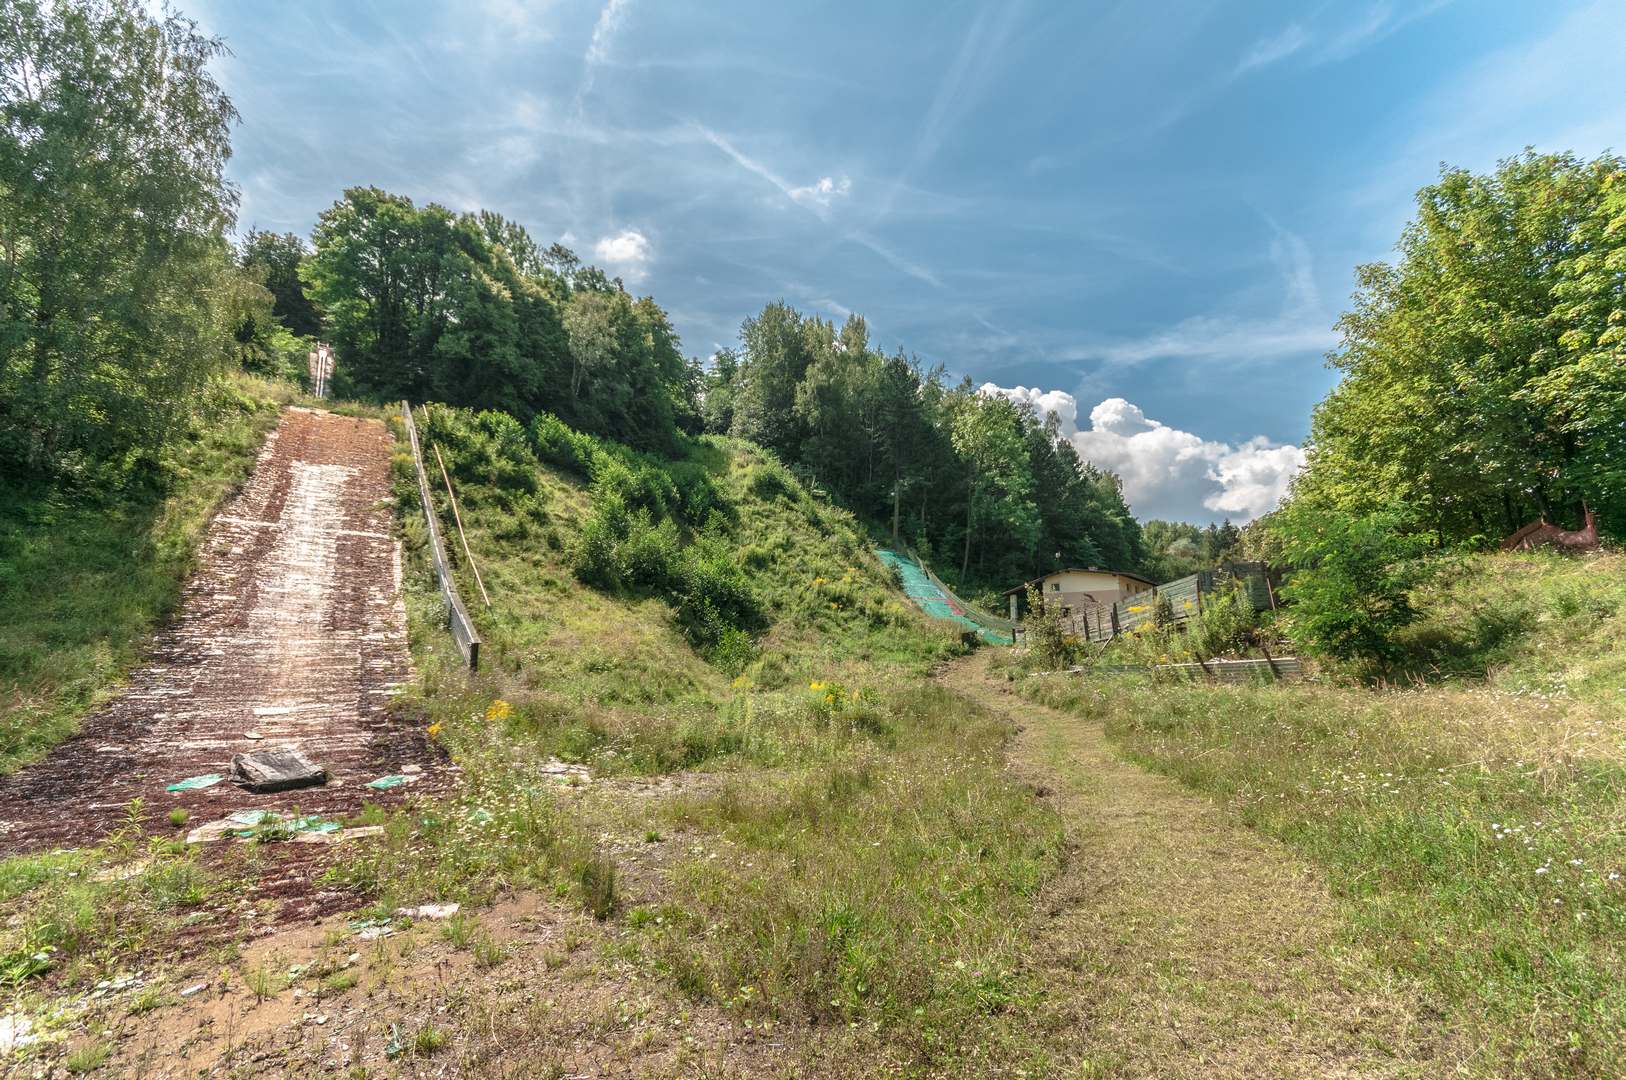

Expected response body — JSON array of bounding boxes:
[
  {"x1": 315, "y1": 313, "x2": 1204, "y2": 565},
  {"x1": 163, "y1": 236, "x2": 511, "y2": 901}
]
[{"x1": 197, "y1": 0, "x2": 1626, "y2": 522}]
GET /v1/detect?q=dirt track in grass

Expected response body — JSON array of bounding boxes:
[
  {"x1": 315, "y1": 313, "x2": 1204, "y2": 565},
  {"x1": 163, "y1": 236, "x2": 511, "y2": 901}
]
[
  {"x1": 0, "y1": 407, "x2": 448, "y2": 861},
  {"x1": 945, "y1": 652, "x2": 1453, "y2": 1078}
]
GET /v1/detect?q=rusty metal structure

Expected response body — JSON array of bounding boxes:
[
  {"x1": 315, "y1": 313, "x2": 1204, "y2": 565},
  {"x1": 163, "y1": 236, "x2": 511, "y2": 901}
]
[{"x1": 1500, "y1": 506, "x2": 1602, "y2": 553}]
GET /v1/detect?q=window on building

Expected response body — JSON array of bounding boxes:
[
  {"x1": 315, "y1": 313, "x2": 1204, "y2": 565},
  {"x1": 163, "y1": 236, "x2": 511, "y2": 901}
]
[{"x1": 1050, "y1": 582, "x2": 1060, "y2": 591}]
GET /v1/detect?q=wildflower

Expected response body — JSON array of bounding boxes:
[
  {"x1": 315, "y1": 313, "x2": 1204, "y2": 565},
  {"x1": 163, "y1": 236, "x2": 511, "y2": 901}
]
[
  {"x1": 427, "y1": 722, "x2": 444, "y2": 739},
  {"x1": 1535, "y1": 866, "x2": 1549, "y2": 875},
  {"x1": 485, "y1": 699, "x2": 513, "y2": 723},
  {"x1": 809, "y1": 681, "x2": 825, "y2": 691}
]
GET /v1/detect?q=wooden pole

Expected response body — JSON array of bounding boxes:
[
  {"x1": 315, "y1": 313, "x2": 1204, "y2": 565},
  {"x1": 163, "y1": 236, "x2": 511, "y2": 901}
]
[
  {"x1": 432, "y1": 445, "x2": 492, "y2": 609},
  {"x1": 1259, "y1": 641, "x2": 1281, "y2": 681}
]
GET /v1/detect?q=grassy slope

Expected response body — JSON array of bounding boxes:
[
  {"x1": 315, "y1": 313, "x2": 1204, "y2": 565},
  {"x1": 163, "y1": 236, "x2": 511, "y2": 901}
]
[
  {"x1": 0, "y1": 378, "x2": 289, "y2": 772},
  {"x1": 355, "y1": 409, "x2": 1064, "y2": 1072},
  {"x1": 1018, "y1": 550, "x2": 1626, "y2": 1077}
]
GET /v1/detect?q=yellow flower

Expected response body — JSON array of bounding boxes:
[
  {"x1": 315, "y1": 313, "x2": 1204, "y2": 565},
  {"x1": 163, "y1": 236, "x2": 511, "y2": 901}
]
[
  {"x1": 731, "y1": 675, "x2": 751, "y2": 689},
  {"x1": 809, "y1": 681, "x2": 825, "y2": 691},
  {"x1": 427, "y1": 722, "x2": 444, "y2": 739},
  {"x1": 484, "y1": 699, "x2": 513, "y2": 723}
]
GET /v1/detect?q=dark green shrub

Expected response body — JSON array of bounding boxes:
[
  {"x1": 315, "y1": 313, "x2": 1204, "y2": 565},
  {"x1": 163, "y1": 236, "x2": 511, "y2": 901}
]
[
  {"x1": 1275, "y1": 503, "x2": 1433, "y2": 670},
  {"x1": 528, "y1": 412, "x2": 600, "y2": 476}
]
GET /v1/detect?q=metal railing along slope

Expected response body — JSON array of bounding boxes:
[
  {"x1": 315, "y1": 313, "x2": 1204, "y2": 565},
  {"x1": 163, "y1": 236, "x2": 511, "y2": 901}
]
[{"x1": 400, "y1": 401, "x2": 481, "y2": 670}]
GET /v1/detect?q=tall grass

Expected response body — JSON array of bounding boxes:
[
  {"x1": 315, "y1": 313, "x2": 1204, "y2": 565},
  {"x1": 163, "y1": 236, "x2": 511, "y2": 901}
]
[{"x1": 1022, "y1": 659, "x2": 1626, "y2": 1076}]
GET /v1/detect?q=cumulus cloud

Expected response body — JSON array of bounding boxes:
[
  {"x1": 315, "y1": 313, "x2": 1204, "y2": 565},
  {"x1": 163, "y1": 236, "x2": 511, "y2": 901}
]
[
  {"x1": 981, "y1": 384, "x2": 1304, "y2": 523},
  {"x1": 593, "y1": 228, "x2": 651, "y2": 280},
  {"x1": 788, "y1": 175, "x2": 852, "y2": 208}
]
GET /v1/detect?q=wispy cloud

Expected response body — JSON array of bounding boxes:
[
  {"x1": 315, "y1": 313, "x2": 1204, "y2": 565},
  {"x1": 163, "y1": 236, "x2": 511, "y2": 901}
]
[
  {"x1": 1234, "y1": 2, "x2": 1454, "y2": 78},
  {"x1": 1235, "y1": 23, "x2": 1309, "y2": 75},
  {"x1": 1065, "y1": 223, "x2": 1332, "y2": 367},
  {"x1": 788, "y1": 175, "x2": 852, "y2": 208},
  {"x1": 694, "y1": 124, "x2": 857, "y2": 216},
  {"x1": 478, "y1": 0, "x2": 552, "y2": 42},
  {"x1": 585, "y1": 0, "x2": 630, "y2": 65},
  {"x1": 575, "y1": 0, "x2": 632, "y2": 111},
  {"x1": 847, "y1": 231, "x2": 944, "y2": 289}
]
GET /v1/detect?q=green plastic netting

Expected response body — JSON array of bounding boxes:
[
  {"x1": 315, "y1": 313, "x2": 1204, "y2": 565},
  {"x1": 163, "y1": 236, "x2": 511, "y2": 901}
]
[{"x1": 875, "y1": 548, "x2": 1012, "y2": 644}]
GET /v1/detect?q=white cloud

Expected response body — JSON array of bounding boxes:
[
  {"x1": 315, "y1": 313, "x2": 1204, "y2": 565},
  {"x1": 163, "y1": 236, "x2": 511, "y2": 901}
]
[
  {"x1": 788, "y1": 175, "x2": 852, "y2": 208},
  {"x1": 479, "y1": 0, "x2": 552, "y2": 41},
  {"x1": 593, "y1": 228, "x2": 651, "y2": 280},
  {"x1": 1235, "y1": 23, "x2": 1309, "y2": 74},
  {"x1": 981, "y1": 384, "x2": 1304, "y2": 523}
]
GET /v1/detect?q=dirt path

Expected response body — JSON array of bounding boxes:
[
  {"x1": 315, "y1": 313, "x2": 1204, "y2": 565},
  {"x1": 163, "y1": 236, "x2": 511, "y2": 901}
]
[
  {"x1": 944, "y1": 652, "x2": 1447, "y2": 1078},
  {"x1": 0, "y1": 407, "x2": 446, "y2": 857}
]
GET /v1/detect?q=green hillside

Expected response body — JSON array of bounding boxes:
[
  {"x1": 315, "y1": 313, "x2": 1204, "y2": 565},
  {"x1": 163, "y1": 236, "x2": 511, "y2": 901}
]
[{"x1": 348, "y1": 404, "x2": 1062, "y2": 1069}]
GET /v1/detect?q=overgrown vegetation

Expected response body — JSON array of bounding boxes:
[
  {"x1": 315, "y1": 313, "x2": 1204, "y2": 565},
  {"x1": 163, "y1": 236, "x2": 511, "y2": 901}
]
[
  {"x1": 0, "y1": 381, "x2": 285, "y2": 771},
  {"x1": 363, "y1": 402, "x2": 1064, "y2": 1067},
  {"x1": 0, "y1": 801, "x2": 237, "y2": 988},
  {"x1": 1021, "y1": 550, "x2": 1626, "y2": 1075}
]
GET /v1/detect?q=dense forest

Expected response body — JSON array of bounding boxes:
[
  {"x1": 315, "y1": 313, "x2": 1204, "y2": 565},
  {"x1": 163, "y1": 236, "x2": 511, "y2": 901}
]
[{"x1": 700, "y1": 302, "x2": 1146, "y2": 592}]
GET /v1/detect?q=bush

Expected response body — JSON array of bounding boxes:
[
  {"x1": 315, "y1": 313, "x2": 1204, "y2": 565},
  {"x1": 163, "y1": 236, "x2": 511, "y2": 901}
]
[
  {"x1": 1185, "y1": 578, "x2": 1256, "y2": 660},
  {"x1": 1273, "y1": 503, "x2": 1433, "y2": 670},
  {"x1": 1021, "y1": 585, "x2": 1077, "y2": 671},
  {"x1": 528, "y1": 412, "x2": 600, "y2": 476}
]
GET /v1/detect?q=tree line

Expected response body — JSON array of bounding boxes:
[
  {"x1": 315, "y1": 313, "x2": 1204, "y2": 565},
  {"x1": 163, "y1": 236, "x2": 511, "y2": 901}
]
[
  {"x1": 1, "y1": 0, "x2": 702, "y2": 484},
  {"x1": 1282, "y1": 150, "x2": 1626, "y2": 546},
  {"x1": 300, "y1": 191, "x2": 698, "y2": 454},
  {"x1": 701, "y1": 303, "x2": 1147, "y2": 594}
]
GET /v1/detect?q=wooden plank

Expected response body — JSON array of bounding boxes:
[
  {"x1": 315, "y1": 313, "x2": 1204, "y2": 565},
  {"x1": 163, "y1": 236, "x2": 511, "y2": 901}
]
[
  {"x1": 432, "y1": 444, "x2": 492, "y2": 609},
  {"x1": 400, "y1": 401, "x2": 482, "y2": 671}
]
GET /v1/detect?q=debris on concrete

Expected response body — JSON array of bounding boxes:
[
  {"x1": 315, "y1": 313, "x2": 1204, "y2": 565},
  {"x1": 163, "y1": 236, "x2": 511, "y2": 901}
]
[
  {"x1": 91, "y1": 858, "x2": 151, "y2": 883},
  {"x1": 180, "y1": 983, "x2": 208, "y2": 998},
  {"x1": 0, "y1": 1012, "x2": 35, "y2": 1052},
  {"x1": 540, "y1": 758, "x2": 593, "y2": 785},
  {"x1": 165, "y1": 774, "x2": 224, "y2": 793},
  {"x1": 230, "y1": 747, "x2": 328, "y2": 793},
  {"x1": 243, "y1": 731, "x2": 264, "y2": 741},
  {"x1": 365, "y1": 773, "x2": 418, "y2": 790},
  {"x1": 395, "y1": 903, "x2": 459, "y2": 920}
]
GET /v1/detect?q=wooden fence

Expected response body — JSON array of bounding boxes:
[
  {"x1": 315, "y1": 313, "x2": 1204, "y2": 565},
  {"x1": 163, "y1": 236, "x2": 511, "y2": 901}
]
[
  {"x1": 400, "y1": 401, "x2": 481, "y2": 670},
  {"x1": 1038, "y1": 655, "x2": 1303, "y2": 682},
  {"x1": 1025, "y1": 561, "x2": 1281, "y2": 645}
]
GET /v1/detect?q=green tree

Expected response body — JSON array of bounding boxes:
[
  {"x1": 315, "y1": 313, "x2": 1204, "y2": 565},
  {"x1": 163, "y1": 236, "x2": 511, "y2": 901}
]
[
  {"x1": 949, "y1": 389, "x2": 1039, "y2": 580},
  {"x1": 1275, "y1": 502, "x2": 1433, "y2": 669},
  {"x1": 238, "y1": 229, "x2": 321, "y2": 336},
  {"x1": 0, "y1": 0, "x2": 238, "y2": 475},
  {"x1": 1300, "y1": 151, "x2": 1624, "y2": 543}
]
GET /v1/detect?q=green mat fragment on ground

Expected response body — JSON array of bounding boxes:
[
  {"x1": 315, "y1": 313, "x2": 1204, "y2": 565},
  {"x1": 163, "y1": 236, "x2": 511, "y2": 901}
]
[{"x1": 165, "y1": 774, "x2": 224, "y2": 792}]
